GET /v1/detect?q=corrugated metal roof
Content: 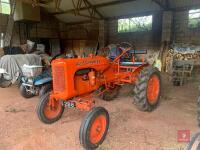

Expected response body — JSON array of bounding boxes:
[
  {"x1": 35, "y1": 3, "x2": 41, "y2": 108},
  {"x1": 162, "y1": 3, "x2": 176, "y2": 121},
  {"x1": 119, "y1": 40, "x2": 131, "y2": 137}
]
[
  {"x1": 98, "y1": 0, "x2": 160, "y2": 18},
  {"x1": 47, "y1": 0, "x2": 200, "y2": 23}
]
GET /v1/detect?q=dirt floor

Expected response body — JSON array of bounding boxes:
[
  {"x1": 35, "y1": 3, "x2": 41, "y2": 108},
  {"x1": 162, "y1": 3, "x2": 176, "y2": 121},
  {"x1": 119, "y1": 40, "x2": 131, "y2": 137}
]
[{"x1": 0, "y1": 73, "x2": 200, "y2": 150}]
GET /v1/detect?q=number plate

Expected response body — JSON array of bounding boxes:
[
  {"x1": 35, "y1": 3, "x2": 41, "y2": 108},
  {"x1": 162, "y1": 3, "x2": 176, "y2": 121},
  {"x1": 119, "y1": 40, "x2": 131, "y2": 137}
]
[{"x1": 62, "y1": 101, "x2": 76, "y2": 108}]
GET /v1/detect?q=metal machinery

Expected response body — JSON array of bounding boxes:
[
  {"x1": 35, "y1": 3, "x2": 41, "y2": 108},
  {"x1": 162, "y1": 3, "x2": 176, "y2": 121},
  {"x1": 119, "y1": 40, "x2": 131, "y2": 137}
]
[{"x1": 37, "y1": 44, "x2": 161, "y2": 149}]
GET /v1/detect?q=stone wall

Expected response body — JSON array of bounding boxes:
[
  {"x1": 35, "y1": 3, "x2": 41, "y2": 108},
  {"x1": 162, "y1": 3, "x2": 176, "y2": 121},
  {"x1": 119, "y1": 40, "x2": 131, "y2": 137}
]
[
  {"x1": 0, "y1": 12, "x2": 60, "y2": 46},
  {"x1": 59, "y1": 21, "x2": 99, "y2": 40},
  {"x1": 2, "y1": 9, "x2": 200, "y2": 50},
  {"x1": 107, "y1": 12, "x2": 162, "y2": 50},
  {"x1": 174, "y1": 10, "x2": 200, "y2": 44},
  {"x1": 0, "y1": 14, "x2": 8, "y2": 34}
]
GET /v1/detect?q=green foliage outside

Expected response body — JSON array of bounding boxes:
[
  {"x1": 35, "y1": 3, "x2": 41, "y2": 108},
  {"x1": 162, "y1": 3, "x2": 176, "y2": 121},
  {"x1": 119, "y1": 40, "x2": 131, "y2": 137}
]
[
  {"x1": 189, "y1": 18, "x2": 200, "y2": 28},
  {"x1": 2, "y1": 3, "x2": 10, "y2": 14},
  {"x1": 189, "y1": 9, "x2": 200, "y2": 28},
  {"x1": 0, "y1": 0, "x2": 10, "y2": 15},
  {"x1": 118, "y1": 15, "x2": 152, "y2": 33}
]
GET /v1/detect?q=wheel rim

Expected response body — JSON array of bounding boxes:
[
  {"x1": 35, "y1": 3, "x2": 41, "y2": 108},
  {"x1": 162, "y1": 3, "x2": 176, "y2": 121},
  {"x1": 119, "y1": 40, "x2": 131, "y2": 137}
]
[
  {"x1": 89, "y1": 115, "x2": 107, "y2": 144},
  {"x1": 147, "y1": 75, "x2": 160, "y2": 104},
  {"x1": 44, "y1": 96, "x2": 62, "y2": 119}
]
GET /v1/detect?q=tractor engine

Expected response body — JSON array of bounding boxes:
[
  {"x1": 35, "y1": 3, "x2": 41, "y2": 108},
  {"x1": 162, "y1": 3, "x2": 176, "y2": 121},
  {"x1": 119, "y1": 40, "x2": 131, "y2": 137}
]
[{"x1": 51, "y1": 56, "x2": 110, "y2": 100}]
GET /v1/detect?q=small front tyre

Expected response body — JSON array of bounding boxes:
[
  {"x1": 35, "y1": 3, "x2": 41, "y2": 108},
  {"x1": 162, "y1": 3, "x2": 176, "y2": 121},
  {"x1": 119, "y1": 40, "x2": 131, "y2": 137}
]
[
  {"x1": 37, "y1": 92, "x2": 64, "y2": 124},
  {"x1": 20, "y1": 84, "x2": 34, "y2": 98},
  {"x1": 79, "y1": 107, "x2": 109, "y2": 150}
]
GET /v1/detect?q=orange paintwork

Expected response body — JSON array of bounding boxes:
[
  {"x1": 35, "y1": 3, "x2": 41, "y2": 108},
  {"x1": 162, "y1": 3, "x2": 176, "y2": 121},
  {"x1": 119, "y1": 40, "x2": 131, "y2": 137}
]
[
  {"x1": 88, "y1": 71, "x2": 96, "y2": 86},
  {"x1": 44, "y1": 95, "x2": 63, "y2": 119},
  {"x1": 51, "y1": 56, "x2": 110, "y2": 100},
  {"x1": 50, "y1": 48, "x2": 148, "y2": 111},
  {"x1": 89, "y1": 114, "x2": 107, "y2": 144},
  {"x1": 147, "y1": 75, "x2": 160, "y2": 104}
]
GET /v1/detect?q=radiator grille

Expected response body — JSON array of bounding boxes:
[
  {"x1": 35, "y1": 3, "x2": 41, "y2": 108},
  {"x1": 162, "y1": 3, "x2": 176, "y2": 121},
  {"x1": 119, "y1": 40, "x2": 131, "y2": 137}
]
[{"x1": 53, "y1": 66, "x2": 65, "y2": 92}]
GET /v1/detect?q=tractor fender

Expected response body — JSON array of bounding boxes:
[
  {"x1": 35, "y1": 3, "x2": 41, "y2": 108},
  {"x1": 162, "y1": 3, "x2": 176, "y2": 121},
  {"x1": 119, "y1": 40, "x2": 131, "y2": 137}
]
[{"x1": 34, "y1": 77, "x2": 52, "y2": 86}]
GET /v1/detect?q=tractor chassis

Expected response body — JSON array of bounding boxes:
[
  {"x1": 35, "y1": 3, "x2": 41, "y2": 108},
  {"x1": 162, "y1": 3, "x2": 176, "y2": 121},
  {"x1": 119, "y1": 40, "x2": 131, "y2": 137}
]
[{"x1": 37, "y1": 47, "x2": 161, "y2": 150}]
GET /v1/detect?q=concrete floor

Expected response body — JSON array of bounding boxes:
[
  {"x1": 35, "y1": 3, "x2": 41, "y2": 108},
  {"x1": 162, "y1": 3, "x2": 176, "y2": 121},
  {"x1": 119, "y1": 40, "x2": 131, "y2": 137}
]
[{"x1": 0, "y1": 73, "x2": 199, "y2": 150}]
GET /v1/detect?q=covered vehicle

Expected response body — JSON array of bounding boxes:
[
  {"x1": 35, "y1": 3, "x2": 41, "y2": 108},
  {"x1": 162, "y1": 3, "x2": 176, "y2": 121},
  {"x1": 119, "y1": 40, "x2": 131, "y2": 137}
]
[
  {"x1": 19, "y1": 65, "x2": 52, "y2": 98},
  {"x1": 0, "y1": 54, "x2": 42, "y2": 88}
]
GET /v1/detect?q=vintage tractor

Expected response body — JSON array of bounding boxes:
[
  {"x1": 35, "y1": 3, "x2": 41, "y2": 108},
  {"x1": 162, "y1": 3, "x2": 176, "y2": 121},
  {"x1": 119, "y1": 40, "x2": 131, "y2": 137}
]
[{"x1": 37, "y1": 43, "x2": 161, "y2": 150}]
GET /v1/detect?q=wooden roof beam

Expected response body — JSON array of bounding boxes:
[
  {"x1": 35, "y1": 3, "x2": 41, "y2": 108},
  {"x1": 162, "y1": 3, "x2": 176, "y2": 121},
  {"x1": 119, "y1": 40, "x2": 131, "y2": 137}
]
[{"x1": 83, "y1": 0, "x2": 104, "y2": 19}]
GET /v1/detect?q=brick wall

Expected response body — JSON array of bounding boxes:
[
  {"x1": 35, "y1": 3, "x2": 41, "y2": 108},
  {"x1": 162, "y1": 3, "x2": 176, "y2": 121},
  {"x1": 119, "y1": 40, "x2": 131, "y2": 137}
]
[
  {"x1": 2, "y1": 9, "x2": 200, "y2": 49},
  {"x1": 0, "y1": 14, "x2": 8, "y2": 34},
  {"x1": 174, "y1": 10, "x2": 200, "y2": 44},
  {"x1": 0, "y1": 12, "x2": 60, "y2": 46},
  {"x1": 59, "y1": 21, "x2": 101, "y2": 55},
  {"x1": 59, "y1": 21, "x2": 99, "y2": 40}
]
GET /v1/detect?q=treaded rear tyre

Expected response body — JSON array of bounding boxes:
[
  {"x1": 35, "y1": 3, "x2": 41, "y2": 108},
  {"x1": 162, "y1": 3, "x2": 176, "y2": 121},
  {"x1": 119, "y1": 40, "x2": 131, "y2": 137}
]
[
  {"x1": 79, "y1": 107, "x2": 109, "y2": 150},
  {"x1": 133, "y1": 66, "x2": 161, "y2": 112}
]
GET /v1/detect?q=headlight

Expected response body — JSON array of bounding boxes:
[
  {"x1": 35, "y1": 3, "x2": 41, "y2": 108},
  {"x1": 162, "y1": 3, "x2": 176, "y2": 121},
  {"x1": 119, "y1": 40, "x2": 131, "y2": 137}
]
[{"x1": 27, "y1": 78, "x2": 33, "y2": 84}]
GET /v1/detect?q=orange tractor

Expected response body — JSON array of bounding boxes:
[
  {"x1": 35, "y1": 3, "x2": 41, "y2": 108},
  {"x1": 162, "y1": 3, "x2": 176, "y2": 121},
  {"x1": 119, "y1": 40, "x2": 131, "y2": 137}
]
[{"x1": 37, "y1": 43, "x2": 161, "y2": 149}]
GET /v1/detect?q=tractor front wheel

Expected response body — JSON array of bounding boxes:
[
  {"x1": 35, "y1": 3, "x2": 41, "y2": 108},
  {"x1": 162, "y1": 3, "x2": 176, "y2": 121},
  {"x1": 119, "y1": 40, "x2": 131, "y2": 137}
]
[
  {"x1": 79, "y1": 107, "x2": 109, "y2": 150},
  {"x1": 133, "y1": 66, "x2": 161, "y2": 111},
  {"x1": 37, "y1": 92, "x2": 64, "y2": 124}
]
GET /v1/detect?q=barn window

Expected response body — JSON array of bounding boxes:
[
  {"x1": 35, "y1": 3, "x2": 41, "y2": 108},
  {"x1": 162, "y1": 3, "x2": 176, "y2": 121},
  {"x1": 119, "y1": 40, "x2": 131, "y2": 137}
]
[
  {"x1": 0, "y1": 0, "x2": 10, "y2": 14},
  {"x1": 118, "y1": 15, "x2": 152, "y2": 33},
  {"x1": 189, "y1": 9, "x2": 200, "y2": 28}
]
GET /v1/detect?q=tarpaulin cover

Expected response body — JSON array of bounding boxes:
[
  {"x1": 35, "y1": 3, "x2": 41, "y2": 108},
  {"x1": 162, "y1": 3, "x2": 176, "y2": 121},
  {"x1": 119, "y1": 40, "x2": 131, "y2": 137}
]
[{"x1": 0, "y1": 54, "x2": 41, "y2": 83}]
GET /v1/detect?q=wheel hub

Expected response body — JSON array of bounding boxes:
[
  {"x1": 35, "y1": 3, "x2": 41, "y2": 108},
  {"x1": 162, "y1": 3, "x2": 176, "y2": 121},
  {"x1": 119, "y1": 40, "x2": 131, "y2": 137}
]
[
  {"x1": 89, "y1": 115, "x2": 107, "y2": 144},
  {"x1": 44, "y1": 97, "x2": 62, "y2": 119},
  {"x1": 147, "y1": 75, "x2": 160, "y2": 104}
]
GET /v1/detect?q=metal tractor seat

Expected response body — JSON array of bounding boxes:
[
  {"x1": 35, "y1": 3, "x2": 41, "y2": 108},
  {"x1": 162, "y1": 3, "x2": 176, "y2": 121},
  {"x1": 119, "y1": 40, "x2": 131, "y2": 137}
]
[
  {"x1": 120, "y1": 49, "x2": 147, "y2": 66},
  {"x1": 128, "y1": 49, "x2": 147, "y2": 54},
  {"x1": 120, "y1": 62, "x2": 146, "y2": 66}
]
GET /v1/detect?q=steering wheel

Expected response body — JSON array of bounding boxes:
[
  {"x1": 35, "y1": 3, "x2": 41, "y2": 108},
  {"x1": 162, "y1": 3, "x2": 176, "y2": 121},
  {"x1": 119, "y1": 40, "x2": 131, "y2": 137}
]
[
  {"x1": 118, "y1": 42, "x2": 134, "y2": 60},
  {"x1": 119, "y1": 42, "x2": 133, "y2": 51}
]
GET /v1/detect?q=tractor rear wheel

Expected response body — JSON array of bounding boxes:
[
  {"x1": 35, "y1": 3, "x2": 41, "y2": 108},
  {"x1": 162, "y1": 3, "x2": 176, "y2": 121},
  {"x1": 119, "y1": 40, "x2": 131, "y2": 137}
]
[
  {"x1": 197, "y1": 95, "x2": 200, "y2": 126},
  {"x1": 37, "y1": 92, "x2": 64, "y2": 124},
  {"x1": 79, "y1": 107, "x2": 109, "y2": 150},
  {"x1": 133, "y1": 66, "x2": 161, "y2": 111},
  {"x1": 98, "y1": 86, "x2": 120, "y2": 101}
]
